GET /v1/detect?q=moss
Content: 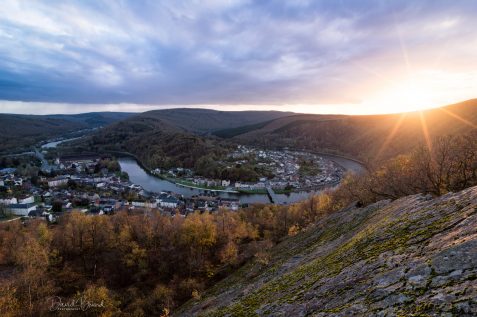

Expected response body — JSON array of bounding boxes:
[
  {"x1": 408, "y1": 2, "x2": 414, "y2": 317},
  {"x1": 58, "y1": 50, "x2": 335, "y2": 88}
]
[{"x1": 193, "y1": 200, "x2": 460, "y2": 316}]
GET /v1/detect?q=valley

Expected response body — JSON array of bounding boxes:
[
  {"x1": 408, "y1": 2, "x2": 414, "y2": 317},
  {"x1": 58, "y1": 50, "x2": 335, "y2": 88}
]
[
  {"x1": 1, "y1": 100, "x2": 477, "y2": 316},
  {"x1": 2, "y1": 3, "x2": 477, "y2": 316}
]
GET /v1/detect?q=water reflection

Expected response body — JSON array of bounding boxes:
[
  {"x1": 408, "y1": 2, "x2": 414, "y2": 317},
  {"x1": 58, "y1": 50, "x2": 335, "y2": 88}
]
[{"x1": 118, "y1": 157, "x2": 319, "y2": 204}]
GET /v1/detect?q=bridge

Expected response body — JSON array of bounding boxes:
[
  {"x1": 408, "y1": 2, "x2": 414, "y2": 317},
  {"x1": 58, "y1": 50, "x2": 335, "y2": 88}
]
[{"x1": 265, "y1": 185, "x2": 279, "y2": 204}]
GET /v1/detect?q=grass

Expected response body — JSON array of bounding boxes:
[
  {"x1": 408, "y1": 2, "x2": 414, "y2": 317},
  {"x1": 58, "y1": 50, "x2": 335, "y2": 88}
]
[
  {"x1": 159, "y1": 175, "x2": 227, "y2": 191},
  {"x1": 237, "y1": 188, "x2": 268, "y2": 194}
]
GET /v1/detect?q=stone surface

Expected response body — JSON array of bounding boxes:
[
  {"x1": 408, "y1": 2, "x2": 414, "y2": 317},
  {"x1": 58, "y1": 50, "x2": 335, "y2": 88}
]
[{"x1": 176, "y1": 187, "x2": 477, "y2": 316}]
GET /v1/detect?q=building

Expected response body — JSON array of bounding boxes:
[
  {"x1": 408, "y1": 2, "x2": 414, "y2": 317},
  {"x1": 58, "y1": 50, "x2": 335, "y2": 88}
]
[
  {"x1": 221, "y1": 180, "x2": 231, "y2": 187},
  {"x1": 0, "y1": 168, "x2": 16, "y2": 175},
  {"x1": 220, "y1": 198, "x2": 240, "y2": 211},
  {"x1": 132, "y1": 201, "x2": 158, "y2": 209},
  {"x1": 159, "y1": 196, "x2": 180, "y2": 208},
  {"x1": 8, "y1": 203, "x2": 37, "y2": 216},
  {"x1": 48, "y1": 176, "x2": 69, "y2": 188},
  {"x1": 0, "y1": 197, "x2": 18, "y2": 205},
  {"x1": 18, "y1": 195, "x2": 35, "y2": 204}
]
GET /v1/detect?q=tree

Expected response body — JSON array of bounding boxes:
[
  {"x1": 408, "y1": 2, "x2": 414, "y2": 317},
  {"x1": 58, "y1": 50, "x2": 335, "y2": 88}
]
[
  {"x1": 15, "y1": 235, "x2": 53, "y2": 315},
  {"x1": 180, "y1": 212, "x2": 217, "y2": 276},
  {"x1": 76, "y1": 284, "x2": 119, "y2": 317},
  {"x1": 52, "y1": 201, "x2": 63, "y2": 213},
  {"x1": 0, "y1": 204, "x2": 12, "y2": 218}
]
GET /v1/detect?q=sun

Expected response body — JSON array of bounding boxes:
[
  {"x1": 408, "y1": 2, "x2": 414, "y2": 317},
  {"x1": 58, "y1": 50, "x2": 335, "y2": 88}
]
[
  {"x1": 367, "y1": 74, "x2": 447, "y2": 113},
  {"x1": 362, "y1": 70, "x2": 476, "y2": 115}
]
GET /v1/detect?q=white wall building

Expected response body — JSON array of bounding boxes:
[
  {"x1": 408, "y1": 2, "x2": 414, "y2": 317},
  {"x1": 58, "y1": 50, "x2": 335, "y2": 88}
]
[
  {"x1": 48, "y1": 177, "x2": 69, "y2": 187},
  {"x1": 7, "y1": 203, "x2": 37, "y2": 216},
  {"x1": 0, "y1": 197, "x2": 17, "y2": 205},
  {"x1": 18, "y1": 196, "x2": 35, "y2": 204}
]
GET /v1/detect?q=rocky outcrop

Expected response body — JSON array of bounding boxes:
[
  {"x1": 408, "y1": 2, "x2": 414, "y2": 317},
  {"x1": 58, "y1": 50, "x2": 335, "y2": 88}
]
[{"x1": 177, "y1": 186, "x2": 477, "y2": 316}]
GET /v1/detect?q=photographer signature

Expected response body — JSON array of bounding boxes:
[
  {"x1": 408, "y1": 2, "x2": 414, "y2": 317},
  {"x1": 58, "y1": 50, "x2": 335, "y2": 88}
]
[{"x1": 49, "y1": 296, "x2": 105, "y2": 311}]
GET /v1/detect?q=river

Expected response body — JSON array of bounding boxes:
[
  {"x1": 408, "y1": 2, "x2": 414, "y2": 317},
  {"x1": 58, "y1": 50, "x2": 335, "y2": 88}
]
[
  {"x1": 41, "y1": 136, "x2": 84, "y2": 149},
  {"x1": 118, "y1": 154, "x2": 365, "y2": 205}
]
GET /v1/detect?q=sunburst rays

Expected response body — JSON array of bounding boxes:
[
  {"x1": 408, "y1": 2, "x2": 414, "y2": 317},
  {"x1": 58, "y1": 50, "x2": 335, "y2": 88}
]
[
  {"x1": 376, "y1": 113, "x2": 407, "y2": 159},
  {"x1": 438, "y1": 108, "x2": 477, "y2": 129}
]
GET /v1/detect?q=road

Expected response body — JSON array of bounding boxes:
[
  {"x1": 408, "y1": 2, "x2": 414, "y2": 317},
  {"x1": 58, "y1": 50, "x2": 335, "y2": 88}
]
[
  {"x1": 265, "y1": 184, "x2": 279, "y2": 204},
  {"x1": 34, "y1": 148, "x2": 53, "y2": 173}
]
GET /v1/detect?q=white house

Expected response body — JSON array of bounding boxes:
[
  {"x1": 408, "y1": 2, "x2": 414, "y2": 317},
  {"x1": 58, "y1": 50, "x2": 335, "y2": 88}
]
[
  {"x1": 48, "y1": 176, "x2": 69, "y2": 187},
  {"x1": 0, "y1": 180, "x2": 4, "y2": 187},
  {"x1": 7, "y1": 203, "x2": 37, "y2": 216},
  {"x1": 132, "y1": 201, "x2": 158, "y2": 209},
  {"x1": 158, "y1": 197, "x2": 179, "y2": 208},
  {"x1": 235, "y1": 182, "x2": 251, "y2": 189},
  {"x1": 221, "y1": 180, "x2": 231, "y2": 187},
  {"x1": 0, "y1": 197, "x2": 17, "y2": 205},
  {"x1": 18, "y1": 196, "x2": 35, "y2": 204}
]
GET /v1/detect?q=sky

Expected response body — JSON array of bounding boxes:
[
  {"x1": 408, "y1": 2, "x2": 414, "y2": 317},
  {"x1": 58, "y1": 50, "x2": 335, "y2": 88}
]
[{"x1": 1, "y1": 0, "x2": 477, "y2": 115}]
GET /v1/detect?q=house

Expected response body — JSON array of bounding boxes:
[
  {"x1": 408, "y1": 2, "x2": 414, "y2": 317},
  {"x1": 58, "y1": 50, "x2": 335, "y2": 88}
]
[
  {"x1": 196, "y1": 200, "x2": 209, "y2": 212},
  {"x1": 0, "y1": 168, "x2": 16, "y2": 175},
  {"x1": 98, "y1": 198, "x2": 121, "y2": 213},
  {"x1": 48, "y1": 176, "x2": 69, "y2": 188},
  {"x1": 8, "y1": 203, "x2": 37, "y2": 216},
  {"x1": 0, "y1": 197, "x2": 18, "y2": 205},
  {"x1": 18, "y1": 195, "x2": 35, "y2": 204},
  {"x1": 0, "y1": 179, "x2": 4, "y2": 187},
  {"x1": 207, "y1": 180, "x2": 218, "y2": 187},
  {"x1": 132, "y1": 201, "x2": 158, "y2": 209},
  {"x1": 13, "y1": 178, "x2": 23, "y2": 186},
  {"x1": 221, "y1": 180, "x2": 231, "y2": 187},
  {"x1": 219, "y1": 198, "x2": 240, "y2": 211},
  {"x1": 159, "y1": 196, "x2": 180, "y2": 208},
  {"x1": 235, "y1": 182, "x2": 251, "y2": 189}
]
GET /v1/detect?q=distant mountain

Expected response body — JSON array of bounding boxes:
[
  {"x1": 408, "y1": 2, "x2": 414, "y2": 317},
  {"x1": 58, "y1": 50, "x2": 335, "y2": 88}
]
[
  {"x1": 75, "y1": 100, "x2": 477, "y2": 171},
  {"x1": 0, "y1": 112, "x2": 133, "y2": 153},
  {"x1": 228, "y1": 99, "x2": 477, "y2": 164},
  {"x1": 135, "y1": 108, "x2": 294, "y2": 134},
  {"x1": 177, "y1": 185, "x2": 477, "y2": 316}
]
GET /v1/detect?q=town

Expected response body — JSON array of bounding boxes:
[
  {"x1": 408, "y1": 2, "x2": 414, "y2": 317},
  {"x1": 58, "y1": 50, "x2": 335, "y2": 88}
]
[
  {"x1": 0, "y1": 154, "x2": 242, "y2": 222},
  {"x1": 153, "y1": 145, "x2": 344, "y2": 194},
  {"x1": 0, "y1": 144, "x2": 344, "y2": 222}
]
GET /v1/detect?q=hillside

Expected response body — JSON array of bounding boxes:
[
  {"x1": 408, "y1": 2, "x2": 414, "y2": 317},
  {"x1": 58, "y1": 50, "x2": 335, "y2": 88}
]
[
  {"x1": 230, "y1": 99, "x2": 477, "y2": 163},
  {"x1": 137, "y1": 108, "x2": 294, "y2": 134},
  {"x1": 0, "y1": 112, "x2": 133, "y2": 153},
  {"x1": 78, "y1": 112, "x2": 232, "y2": 170},
  {"x1": 177, "y1": 186, "x2": 477, "y2": 316}
]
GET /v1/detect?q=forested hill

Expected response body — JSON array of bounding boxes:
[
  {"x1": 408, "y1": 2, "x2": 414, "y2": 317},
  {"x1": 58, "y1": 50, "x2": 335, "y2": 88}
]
[
  {"x1": 129, "y1": 108, "x2": 294, "y2": 134},
  {"x1": 0, "y1": 112, "x2": 133, "y2": 153},
  {"x1": 79, "y1": 112, "x2": 233, "y2": 171},
  {"x1": 225, "y1": 99, "x2": 477, "y2": 164},
  {"x1": 77, "y1": 109, "x2": 293, "y2": 172},
  {"x1": 77, "y1": 99, "x2": 477, "y2": 173}
]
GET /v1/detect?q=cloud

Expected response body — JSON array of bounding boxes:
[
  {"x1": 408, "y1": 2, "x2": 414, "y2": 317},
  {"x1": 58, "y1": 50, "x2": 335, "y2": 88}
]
[{"x1": 0, "y1": 0, "x2": 476, "y2": 114}]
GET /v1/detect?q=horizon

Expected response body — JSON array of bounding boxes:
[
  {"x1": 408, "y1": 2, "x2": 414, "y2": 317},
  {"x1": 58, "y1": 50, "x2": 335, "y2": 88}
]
[
  {"x1": 1, "y1": 1, "x2": 477, "y2": 115},
  {"x1": 1, "y1": 98, "x2": 473, "y2": 116}
]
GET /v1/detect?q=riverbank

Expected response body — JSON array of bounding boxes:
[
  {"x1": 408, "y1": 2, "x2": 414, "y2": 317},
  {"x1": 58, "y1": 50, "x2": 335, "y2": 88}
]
[{"x1": 161, "y1": 176, "x2": 240, "y2": 194}]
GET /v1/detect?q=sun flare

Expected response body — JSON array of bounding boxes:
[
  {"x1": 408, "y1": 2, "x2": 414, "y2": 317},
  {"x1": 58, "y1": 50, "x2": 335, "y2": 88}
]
[{"x1": 362, "y1": 70, "x2": 477, "y2": 115}]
